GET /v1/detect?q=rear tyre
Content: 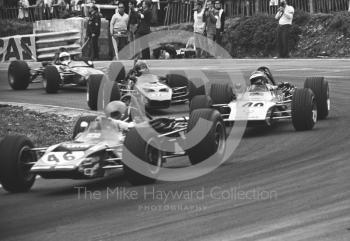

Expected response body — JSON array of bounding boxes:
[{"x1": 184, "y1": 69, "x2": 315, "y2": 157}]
[
  {"x1": 110, "y1": 82, "x2": 121, "y2": 101},
  {"x1": 43, "y1": 65, "x2": 60, "y2": 93},
  {"x1": 72, "y1": 115, "x2": 97, "y2": 139},
  {"x1": 87, "y1": 74, "x2": 103, "y2": 110},
  {"x1": 186, "y1": 109, "x2": 226, "y2": 165},
  {"x1": 291, "y1": 88, "x2": 317, "y2": 131},
  {"x1": 8, "y1": 60, "x2": 30, "y2": 90},
  {"x1": 0, "y1": 136, "x2": 37, "y2": 193},
  {"x1": 189, "y1": 95, "x2": 213, "y2": 113},
  {"x1": 210, "y1": 83, "x2": 234, "y2": 104},
  {"x1": 188, "y1": 77, "x2": 206, "y2": 101},
  {"x1": 123, "y1": 127, "x2": 163, "y2": 185},
  {"x1": 166, "y1": 73, "x2": 189, "y2": 88},
  {"x1": 112, "y1": 62, "x2": 126, "y2": 82},
  {"x1": 304, "y1": 77, "x2": 329, "y2": 120}
]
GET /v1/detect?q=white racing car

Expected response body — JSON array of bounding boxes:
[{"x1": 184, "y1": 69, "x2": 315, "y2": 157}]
[
  {"x1": 190, "y1": 66, "x2": 330, "y2": 131},
  {"x1": 7, "y1": 52, "x2": 126, "y2": 94},
  {"x1": 0, "y1": 97, "x2": 226, "y2": 193},
  {"x1": 86, "y1": 60, "x2": 190, "y2": 111}
]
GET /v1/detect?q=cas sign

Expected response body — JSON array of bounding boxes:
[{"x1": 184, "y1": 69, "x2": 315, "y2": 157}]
[{"x1": 0, "y1": 35, "x2": 36, "y2": 62}]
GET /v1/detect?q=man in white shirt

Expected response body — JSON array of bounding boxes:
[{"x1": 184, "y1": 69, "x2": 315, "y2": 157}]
[
  {"x1": 275, "y1": 0, "x2": 294, "y2": 58},
  {"x1": 110, "y1": 2, "x2": 129, "y2": 59}
]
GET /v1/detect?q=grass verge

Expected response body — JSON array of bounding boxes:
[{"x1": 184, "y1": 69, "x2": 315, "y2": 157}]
[{"x1": 0, "y1": 104, "x2": 74, "y2": 146}]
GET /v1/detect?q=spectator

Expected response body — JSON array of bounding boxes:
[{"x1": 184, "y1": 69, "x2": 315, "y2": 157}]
[
  {"x1": 135, "y1": 0, "x2": 152, "y2": 59},
  {"x1": 193, "y1": 0, "x2": 206, "y2": 57},
  {"x1": 18, "y1": 0, "x2": 30, "y2": 20},
  {"x1": 275, "y1": 0, "x2": 294, "y2": 58},
  {"x1": 128, "y1": 0, "x2": 139, "y2": 57},
  {"x1": 203, "y1": 0, "x2": 217, "y2": 57},
  {"x1": 110, "y1": 2, "x2": 129, "y2": 59},
  {"x1": 87, "y1": 5, "x2": 101, "y2": 60},
  {"x1": 35, "y1": 0, "x2": 44, "y2": 20},
  {"x1": 213, "y1": 0, "x2": 225, "y2": 46}
]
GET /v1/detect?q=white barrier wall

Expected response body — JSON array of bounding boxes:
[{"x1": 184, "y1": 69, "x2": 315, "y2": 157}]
[{"x1": 0, "y1": 35, "x2": 36, "y2": 62}]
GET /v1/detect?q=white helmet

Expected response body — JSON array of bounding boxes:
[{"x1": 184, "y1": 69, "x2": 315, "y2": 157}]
[
  {"x1": 105, "y1": 101, "x2": 127, "y2": 120},
  {"x1": 59, "y1": 52, "x2": 71, "y2": 65}
]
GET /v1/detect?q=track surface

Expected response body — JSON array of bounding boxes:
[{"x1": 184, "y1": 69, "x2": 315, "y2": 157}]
[{"x1": 0, "y1": 59, "x2": 350, "y2": 241}]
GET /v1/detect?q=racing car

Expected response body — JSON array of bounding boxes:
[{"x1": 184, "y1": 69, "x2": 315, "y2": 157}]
[
  {"x1": 87, "y1": 60, "x2": 191, "y2": 111},
  {"x1": 0, "y1": 97, "x2": 226, "y2": 193},
  {"x1": 190, "y1": 66, "x2": 330, "y2": 131},
  {"x1": 7, "y1": 52, "x2": 125, "y2": 94}
]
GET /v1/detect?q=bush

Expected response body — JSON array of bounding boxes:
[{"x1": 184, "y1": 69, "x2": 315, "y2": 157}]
[
  {"x1": 328, "y1": 11, "x2": 350, "y2": 36},
  {"x1": 0, "y1": 19, "x2": 33, "y2": 37},
  {"x1": 223, "y1": 14, "x2": 301, "y2": 57}
]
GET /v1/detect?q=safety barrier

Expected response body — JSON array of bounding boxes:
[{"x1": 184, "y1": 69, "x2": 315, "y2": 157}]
[{"x1": 35, "y1": 30, "x2": 82, "y2": 61}]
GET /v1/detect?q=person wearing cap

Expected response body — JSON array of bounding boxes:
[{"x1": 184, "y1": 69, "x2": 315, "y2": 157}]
[
  {"x1": 275, "y1": 0, "x2": 294, "y2": 58},
  {"x1": 135, "y1": 0, "x2": 152, "y2": 59},
  {"x1": 87, "y1": 5, "x2": 101, "y2": 60}
]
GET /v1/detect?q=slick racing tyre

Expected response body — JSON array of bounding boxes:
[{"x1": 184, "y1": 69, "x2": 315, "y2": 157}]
[
  {"x1": 186, "y1": 109, "x2": 226, "y2": 165},
  {"x1": 110, "y1": 82, "x2": 121, "y2": 102},
  {"x1": 0, "y1": 135, "x2": 37, "y2": 193},
  {"x1": 123, "y1": 127, "x2": 163, "y2": 185},
  {"x1": 291, "y1": 88, "x2": 317, "y2": 131},
  {"x1": 304, "y1": 77, "x2": 329, "y2": 120},
  {"x1": 43, "y1": 65, "x2": 60, "y2": 93},
  {"x1": 72, "y1": 115, "x2": 97, "y2": 139},
  {"x1": 87, "y1": 75, "x2": 122, "y2": 110},
  {"x1": 166, "y1": 72, "x2": 190, "y2": 103},
  {"x1": 210, "y1": 83, "x2": 235, "y2": 104},
  {"x1": 8, "y1": 60, "x2": 30, "y2": 90},
  {"x1": 87, "y1": 74, "x2": 103, "y2": 110},
  {"x1": 113, "y1": 62, "x2": 126, "y2": 82},
  {"x1": 166, "y1": 72, "x2": 189, "y2": 88},
  {"x1": 189, "y1": 95, "x2": 213, "y2": 113},
  {"x1": 188, "y1": 77, "x2": 206, "y2": 101}
]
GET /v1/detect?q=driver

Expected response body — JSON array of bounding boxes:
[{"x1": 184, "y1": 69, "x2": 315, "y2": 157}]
[
  {"x1": 58, "y1": 52, "x2": 72, "y2": 66},
  {"x1": 134, "y1": 60, "x2": 150, "y2": 76},
  {"x1": 104, "y1": 101, "x2": 135, "y2": 131},
  {"x1": 249, "y1": 71, "x2": 276, "y2": 91}
]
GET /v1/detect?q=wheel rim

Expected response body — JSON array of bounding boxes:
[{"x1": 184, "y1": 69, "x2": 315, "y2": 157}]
[
  {"x1": 312, "y1": 101, "x2": 317, "y2": 123},
  {"x1": 18, "y1": 146, "x2": 35, "y2": 182},
  {"x1": 327, "y1": 86, "x2": 330, "y2": 111},
  {"x1": 42, "y1": 78, "x2": 47, "y2": 88},
  {"x1": 146, "y1": 141, "x2": 162, "y2": 175},
  {"x1": 214, "y1": 122, "x2": 226, "y2": 155},
  {"x1": 9, "y1": 74, "x2": 14, "y2": 85}
]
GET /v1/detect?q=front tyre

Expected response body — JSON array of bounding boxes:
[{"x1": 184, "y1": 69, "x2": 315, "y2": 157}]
[
  {"x1": 87, "y1": 74, "x2": 103, "y2": 110},
  {"x1": 304, "y1": 77, "x2": 329, "y2": 120},
  {"x1": 8, "y1": 60, "x2": 30, "y2": 90},
  {"x1": 0, "y1": 136, "x2": 37, "y2": 193},
  {"x1": 291, "y1": 88, "x2": 317, "y2": 131},
  {"x1": 186, "y1": 109, "x2": 226, "y2": 165},
  {"x1": 123, "y1": 127, "x2": 163, "y2": 185},
  {"x1": 43, "y1": 65, "x2": 60, "y2": 93}
]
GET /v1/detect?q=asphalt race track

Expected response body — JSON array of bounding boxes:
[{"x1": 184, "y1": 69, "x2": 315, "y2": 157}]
[{"x1": 0, "y1": 59, "x2": 350, "y2": 241}]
